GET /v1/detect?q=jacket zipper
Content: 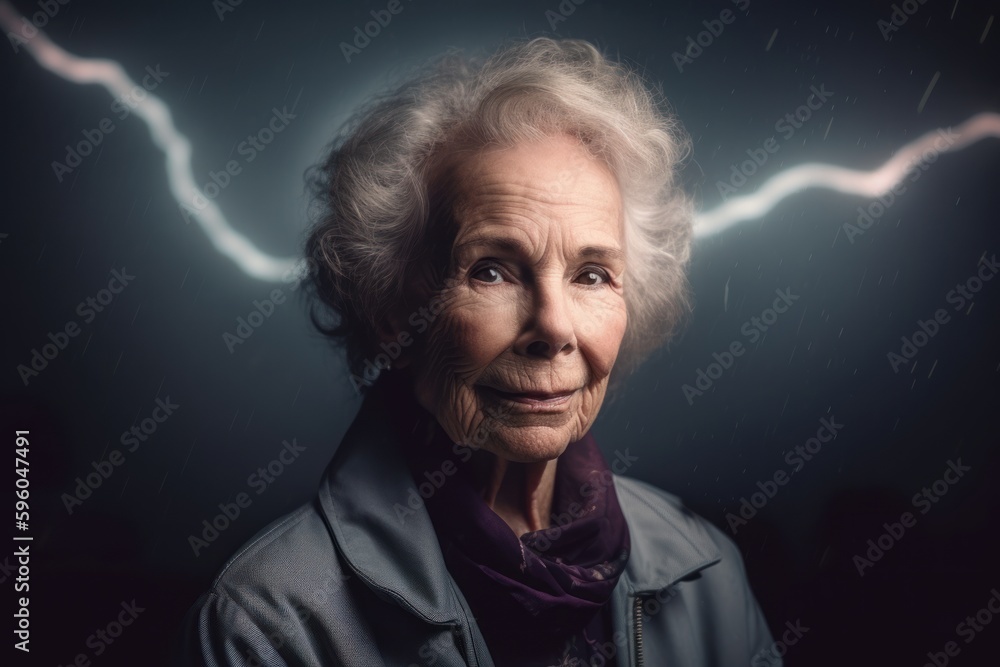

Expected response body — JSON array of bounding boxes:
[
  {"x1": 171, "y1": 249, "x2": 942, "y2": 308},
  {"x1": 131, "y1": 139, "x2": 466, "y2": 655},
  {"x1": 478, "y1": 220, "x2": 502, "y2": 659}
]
[{"x1": 633, "y1": 596, "x2": 644, "y2": 667}]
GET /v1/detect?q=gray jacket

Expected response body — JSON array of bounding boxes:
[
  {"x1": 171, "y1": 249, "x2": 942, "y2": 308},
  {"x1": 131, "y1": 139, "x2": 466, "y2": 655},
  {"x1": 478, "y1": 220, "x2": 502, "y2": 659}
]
[{"x1": 179, "y1": 391, "x2": 778, "y2": 666}]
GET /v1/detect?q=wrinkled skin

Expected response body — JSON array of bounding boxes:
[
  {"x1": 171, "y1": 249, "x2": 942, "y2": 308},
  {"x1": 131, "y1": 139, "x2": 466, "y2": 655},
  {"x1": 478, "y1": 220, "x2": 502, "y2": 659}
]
[{"x1": 386, "y1": 133, "x2": 628, "y2": 533}]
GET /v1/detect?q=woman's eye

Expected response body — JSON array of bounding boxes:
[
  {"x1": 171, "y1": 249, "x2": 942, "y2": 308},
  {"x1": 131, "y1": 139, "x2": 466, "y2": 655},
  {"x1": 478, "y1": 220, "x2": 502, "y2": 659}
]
[
  {"x1": 471, "y1": 265, "x2": 504, "y2": 284},
  {"x1": 576, "y1": 268, "x2": 610, "y2": 286}
]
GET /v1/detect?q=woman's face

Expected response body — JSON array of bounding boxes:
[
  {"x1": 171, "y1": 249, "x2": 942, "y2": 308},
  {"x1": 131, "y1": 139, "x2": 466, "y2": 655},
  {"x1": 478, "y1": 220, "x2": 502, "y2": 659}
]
[{"x1": 398, "y1": 133, "x2": 628, "y2": 463}]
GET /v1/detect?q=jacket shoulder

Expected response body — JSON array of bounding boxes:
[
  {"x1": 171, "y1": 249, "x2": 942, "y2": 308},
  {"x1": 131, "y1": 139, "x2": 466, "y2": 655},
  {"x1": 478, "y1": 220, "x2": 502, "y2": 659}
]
[
  {"x1": 207, "y1": 499, "x2": 343, "y2": 598},
  {"x1": 176, "y1": 500, "x2": 360, "y2": 666}
]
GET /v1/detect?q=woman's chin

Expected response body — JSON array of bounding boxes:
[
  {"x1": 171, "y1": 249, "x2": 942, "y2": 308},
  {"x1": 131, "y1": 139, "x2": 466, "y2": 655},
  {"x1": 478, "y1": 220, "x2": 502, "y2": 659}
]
[{"x1": 477, "y1": 425, "x2": 578, "y2": 463}]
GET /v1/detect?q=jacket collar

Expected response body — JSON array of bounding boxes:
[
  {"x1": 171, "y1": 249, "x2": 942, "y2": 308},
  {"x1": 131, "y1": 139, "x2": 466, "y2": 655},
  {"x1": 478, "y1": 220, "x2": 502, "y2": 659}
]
[
  {"x1": 318, "y1": 378, "x2": 722, "y2": 622},
  {"x1": 317, "y1": 381, "x2": 463, "y2": 625}
]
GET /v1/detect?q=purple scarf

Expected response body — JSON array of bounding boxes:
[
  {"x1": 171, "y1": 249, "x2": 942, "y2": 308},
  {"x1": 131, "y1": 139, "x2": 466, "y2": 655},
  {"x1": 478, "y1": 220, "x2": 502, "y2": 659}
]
[{"x1": 379, "y1": 372, "x2": 630, "y2": 666}]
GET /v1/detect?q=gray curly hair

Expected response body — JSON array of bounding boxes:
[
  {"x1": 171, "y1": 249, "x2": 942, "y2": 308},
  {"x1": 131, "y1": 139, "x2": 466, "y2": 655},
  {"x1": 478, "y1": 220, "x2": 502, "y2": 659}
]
[{"x1": 304, "y1": 37, "x2": 694, "y2": 391}]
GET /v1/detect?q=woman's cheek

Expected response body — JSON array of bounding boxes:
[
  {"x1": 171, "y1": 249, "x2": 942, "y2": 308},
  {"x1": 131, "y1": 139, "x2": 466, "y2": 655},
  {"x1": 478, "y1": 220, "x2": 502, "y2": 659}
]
[
  {"x1": 450, "y1": 287, "x2": 520, "y2": 358},
  {"x1": 417, "y1": 289, "x2": 509, "y2": 393},
  {"x1": 577, "y1": 295, "x2": 628, "y2": 375}
]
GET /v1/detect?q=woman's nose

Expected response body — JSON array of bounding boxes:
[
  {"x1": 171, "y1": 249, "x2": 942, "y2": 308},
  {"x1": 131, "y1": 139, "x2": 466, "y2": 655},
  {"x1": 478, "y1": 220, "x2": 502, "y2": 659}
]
[{"x1": 514, "y1": 278, "x2": 577, "y2": 359}]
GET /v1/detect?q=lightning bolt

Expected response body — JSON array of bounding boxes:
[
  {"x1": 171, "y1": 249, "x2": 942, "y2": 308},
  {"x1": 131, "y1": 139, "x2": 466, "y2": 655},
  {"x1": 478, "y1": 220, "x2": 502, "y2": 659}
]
[
  {"x1": 3, "y1": 1, "x2": 997, "y2": 280},
  {"x1": 0, "y1": 0, "x2": 300, "y2": 281},
  {"x1": 694, "y1": 112, "x2": 1000, "y2": 238}
]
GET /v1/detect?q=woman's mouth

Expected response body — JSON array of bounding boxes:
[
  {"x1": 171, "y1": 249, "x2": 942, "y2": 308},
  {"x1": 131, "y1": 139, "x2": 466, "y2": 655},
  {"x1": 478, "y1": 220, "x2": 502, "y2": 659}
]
[{"x1": 480, "y1": 386, "x2": 578, "y2": 410}]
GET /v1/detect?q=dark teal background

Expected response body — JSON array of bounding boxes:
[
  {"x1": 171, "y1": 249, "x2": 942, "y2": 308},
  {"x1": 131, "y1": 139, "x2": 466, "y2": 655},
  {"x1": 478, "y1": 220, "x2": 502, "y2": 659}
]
[{"x1": 2, "y1": 0, "x2": 999, "y2": 664}]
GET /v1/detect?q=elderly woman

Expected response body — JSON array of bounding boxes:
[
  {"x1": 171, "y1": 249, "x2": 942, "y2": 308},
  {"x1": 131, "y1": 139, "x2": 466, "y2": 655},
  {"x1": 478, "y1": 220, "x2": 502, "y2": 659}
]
[{"x1": 180, "y1": 38, "x2": 776, "y2": 666}]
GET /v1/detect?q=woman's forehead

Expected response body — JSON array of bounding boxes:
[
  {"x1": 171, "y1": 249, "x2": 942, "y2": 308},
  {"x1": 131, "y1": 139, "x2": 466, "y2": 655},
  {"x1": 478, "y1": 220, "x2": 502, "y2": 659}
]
[{"x1": 445, "y1": 137, "x2": 624, "y2": 240}]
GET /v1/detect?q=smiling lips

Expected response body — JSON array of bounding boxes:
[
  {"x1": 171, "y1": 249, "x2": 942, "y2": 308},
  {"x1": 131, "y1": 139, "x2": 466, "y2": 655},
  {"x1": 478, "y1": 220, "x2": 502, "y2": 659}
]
[{"x1": 482, "y1": 385, "x2": 579, "y2": 408}]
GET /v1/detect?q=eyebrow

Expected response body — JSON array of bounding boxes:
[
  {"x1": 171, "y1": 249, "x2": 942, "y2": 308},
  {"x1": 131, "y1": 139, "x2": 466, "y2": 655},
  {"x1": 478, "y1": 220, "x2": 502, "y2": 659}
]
[{"x1": 454, "y1": 235, "x2": 625, "y2": 264}]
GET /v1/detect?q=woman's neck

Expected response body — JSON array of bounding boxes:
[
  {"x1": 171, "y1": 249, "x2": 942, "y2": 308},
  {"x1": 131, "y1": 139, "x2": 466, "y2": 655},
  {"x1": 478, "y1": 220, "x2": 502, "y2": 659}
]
[{"x1": 477, "y1": 454, "x2": 558, "y2": 537}]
